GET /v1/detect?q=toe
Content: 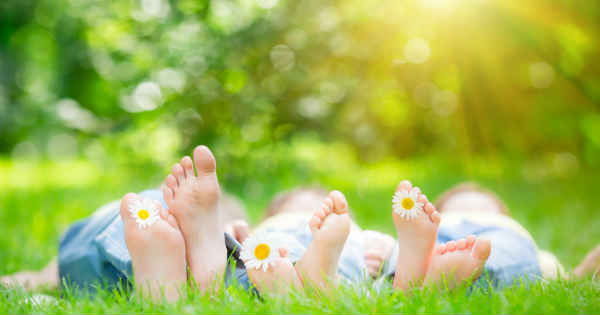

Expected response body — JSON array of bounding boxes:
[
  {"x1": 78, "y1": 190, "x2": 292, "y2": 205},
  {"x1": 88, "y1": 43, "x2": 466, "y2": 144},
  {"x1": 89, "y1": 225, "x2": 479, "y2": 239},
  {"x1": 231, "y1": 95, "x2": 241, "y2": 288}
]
[
  {"x1": 412, "y1": 187, "x2": 422, "y2": 195},
  {"x1": 232, "y1": 220, "x2": 251, "y2": 244},
  {"x1": 181, "y1": 156, "x2": 195, "y2": 178},
  {"x1": 472, "y1": 239, "x2": 492, "y2": 261},
  {"x1": 193, "y1": 145, "x2": 217, "y2": 175},
  {"x1": 446, "y1": 241, "x2": 457, "y2": 252},
  {"x1": 423, "y1": 202, "x2": 434, "y2": 215},
  {"x1": 162, "y1": 185, "x2": 174, "y2": 204},
  {"x1": 278, "y1": 247, "x2": 289, "y2": 258},
  {"x1": 155, "y1": 200, "x2": 168, "y2": 220},
  {"x1": 456, "y1": 238, "x2": 467, "y2": 250},
  {"x1": 396, "y1": 180, "x2": 412, "y2": 192},
  {"x1": 436, "y1": 244, "x2": 447, "y2": 255},
  {"x1": 322, "y1": 201, "x2": 333, "y2": 216},
  {"x1": 172, "y1": 164, "x2": 185, "y2": 182},
  {"x1": 119, "y1": 193, "x2": 139, "y2": 226},
  {"x1": 166, "y1": 214, "x2": 179, "y2": 228},
  {"x1": 329, "y1": 190, "x2": 348, "y2": 214},
  {"x1": 323, "y1": 197, "x2": 334, "y2": 211},
  {"x1": 465, "y1": 235, "x2": 476, "y2": 248},
  {"x1": 430, "y1": 211, "x2": 441, "y2": 224},
  {"x1": 308, "y1": 215, "x2": 321, "y2": 233},
  {"x1": 316, "y1": 208, "x2": 327, "y2": 220},
  {"x1": 418, "y1": 194, "x2": 428, "y2": 205},
  {"x1": 165, "y1": 174, "x2": 178, "y2": 190}
]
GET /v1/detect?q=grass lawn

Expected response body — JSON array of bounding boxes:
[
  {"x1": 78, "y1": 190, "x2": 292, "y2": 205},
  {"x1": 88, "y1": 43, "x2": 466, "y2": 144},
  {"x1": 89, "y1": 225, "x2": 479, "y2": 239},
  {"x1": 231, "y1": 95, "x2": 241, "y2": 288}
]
[{"x1": 1, "y1": 153, "x2": 599, "y2": 314}]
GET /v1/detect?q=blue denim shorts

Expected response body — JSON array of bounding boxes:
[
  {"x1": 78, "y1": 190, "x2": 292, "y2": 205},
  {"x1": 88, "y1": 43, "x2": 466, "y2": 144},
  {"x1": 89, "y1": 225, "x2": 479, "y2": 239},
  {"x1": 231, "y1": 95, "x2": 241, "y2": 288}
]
[{"x1": 59, "y1": 189, "x2": 541, "y2": 291}]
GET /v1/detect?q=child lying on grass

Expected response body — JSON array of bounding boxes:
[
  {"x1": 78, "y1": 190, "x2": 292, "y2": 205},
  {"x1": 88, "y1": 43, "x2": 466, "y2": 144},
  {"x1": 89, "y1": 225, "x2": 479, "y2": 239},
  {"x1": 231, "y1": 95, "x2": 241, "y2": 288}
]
[{"x1": 2, "y1": 146, "x2": 599, "y2": 301}]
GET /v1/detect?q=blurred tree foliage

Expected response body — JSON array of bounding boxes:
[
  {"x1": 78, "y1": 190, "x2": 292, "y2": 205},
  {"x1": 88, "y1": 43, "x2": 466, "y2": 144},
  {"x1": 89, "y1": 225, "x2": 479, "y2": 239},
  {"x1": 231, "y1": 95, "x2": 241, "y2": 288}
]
[{"x1": 0, "y1": 0, "x2": 599, "y2": 169}]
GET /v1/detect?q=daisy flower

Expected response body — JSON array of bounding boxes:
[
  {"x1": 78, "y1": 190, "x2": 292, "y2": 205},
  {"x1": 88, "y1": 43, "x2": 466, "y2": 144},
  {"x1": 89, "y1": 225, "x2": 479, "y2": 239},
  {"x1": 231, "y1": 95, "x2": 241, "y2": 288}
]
[
  {"x1": 240, "y1": 233, "x2": 285, "y2": 272},
  {"x1": 128, "y1": 198, "x2": 160, "y2": 229},
  {"x1": 392, "y1": 188, "x2": 424, "y2": 220}
]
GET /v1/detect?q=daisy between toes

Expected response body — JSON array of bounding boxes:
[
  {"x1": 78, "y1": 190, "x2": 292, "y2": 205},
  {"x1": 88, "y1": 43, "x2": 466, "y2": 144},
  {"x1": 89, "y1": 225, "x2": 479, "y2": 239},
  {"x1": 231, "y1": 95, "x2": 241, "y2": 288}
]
[
  {"x1": 128, "y1": 198, "x2": 160, "y2": 229},
  {"x1": 392, "y1": 187, "x2": 425, "y2": 220},
  {"x1": 241, "y1": 233, "x2": 289, "y2": 272}
]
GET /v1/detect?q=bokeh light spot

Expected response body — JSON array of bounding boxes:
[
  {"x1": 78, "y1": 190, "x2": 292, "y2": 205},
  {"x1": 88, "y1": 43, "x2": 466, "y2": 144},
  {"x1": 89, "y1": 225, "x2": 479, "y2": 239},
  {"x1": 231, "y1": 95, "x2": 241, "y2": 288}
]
[
  {"x1": 270, "y1": 44, "x2": 295, "y2": 72},
  {"x1": 529, "y1": 62, "x2": 555, "y2": 89},
  {"x1": 404, "y1": 38, "x2": 431, "y2": 64}
]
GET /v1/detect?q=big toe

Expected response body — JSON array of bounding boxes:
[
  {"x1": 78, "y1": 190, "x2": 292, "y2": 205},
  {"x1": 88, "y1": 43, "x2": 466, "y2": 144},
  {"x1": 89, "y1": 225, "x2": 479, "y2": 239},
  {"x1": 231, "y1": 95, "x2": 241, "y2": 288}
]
[
  {"x1": 193, "y1": 145, "x2": 217, "y2": 174},
  {"x1": 472, "y1": 239, "x2": 491, "y2": 261},
  {"x1": 329, "y1": 190, "x2": 348, "y2": 214},
  {"x1": 120, "y1": 193, "x2": 140, "y2": 225}
]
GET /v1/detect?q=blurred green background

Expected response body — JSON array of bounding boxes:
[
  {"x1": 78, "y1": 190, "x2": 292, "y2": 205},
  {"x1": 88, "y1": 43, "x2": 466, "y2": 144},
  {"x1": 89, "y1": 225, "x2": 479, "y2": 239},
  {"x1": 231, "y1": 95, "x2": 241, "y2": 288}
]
[{"x1": 0, "y1": 0, "x2": 599, "y2": 276}]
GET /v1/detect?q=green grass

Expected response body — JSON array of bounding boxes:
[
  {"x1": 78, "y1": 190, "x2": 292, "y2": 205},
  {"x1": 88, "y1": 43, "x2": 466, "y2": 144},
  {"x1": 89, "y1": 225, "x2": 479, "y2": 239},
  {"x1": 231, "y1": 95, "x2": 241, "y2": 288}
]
[{"x1": 1, "y1": 154, "x2": 600, "y2": 314}]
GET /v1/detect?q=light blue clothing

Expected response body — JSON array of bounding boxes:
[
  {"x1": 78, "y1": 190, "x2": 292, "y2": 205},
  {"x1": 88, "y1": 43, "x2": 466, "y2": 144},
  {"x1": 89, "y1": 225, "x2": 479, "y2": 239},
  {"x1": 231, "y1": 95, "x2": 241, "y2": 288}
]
[{"x1": 58, "y1": 189, "x2": 541, "y2": 292}]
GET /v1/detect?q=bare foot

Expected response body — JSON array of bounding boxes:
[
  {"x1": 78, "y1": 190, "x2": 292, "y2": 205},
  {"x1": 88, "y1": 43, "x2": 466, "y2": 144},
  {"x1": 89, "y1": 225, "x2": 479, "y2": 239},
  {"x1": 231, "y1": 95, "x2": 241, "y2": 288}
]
[
  {"x1": 120, "y1": 193, "x2": 187, "y2": 302},
  {"x1": 362, "y1": 231, "x2": 395, "y2": 278},
  {"x1": 162, "y1": 146, "x2": 227, "y2": 291},
  {"x1": 424, "y1": 235, "x2": 491, "y2": 289},
  {"x1": 294, "y1": 191, "x2": 351, "y2": 289},
  {"x1": 392, "y1": 180, "x2": 441, "y2": 290},
  {"x1": 573, "y1": 244, "x2": 600, "y2": 280},
  {"x1": 0, "y1": 258, "x2": 58, "y2": 290},
  {"x1": 245, "y1": 247, "x2": 302, "y2": 294}
]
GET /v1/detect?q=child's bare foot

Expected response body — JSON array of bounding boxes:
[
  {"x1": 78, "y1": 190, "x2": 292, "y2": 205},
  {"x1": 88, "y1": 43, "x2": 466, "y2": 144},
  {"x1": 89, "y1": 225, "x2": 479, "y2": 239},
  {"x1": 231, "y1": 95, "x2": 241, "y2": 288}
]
[
  {"x1": 392, "y1": 180, "x2": 441, "y2": 290},
  {"x1": 120, "y1": 193, "x2": 187, "y2": 302},
  {"x1": 362, "y1": 230, "x2": 395, "y2": 278},
  {"x1": 162, "y1": 145, "x2": 227, "y2": 291},
  {"x1": 0, "y1": 259, "x2": 58, "y2": 290},
  {"x1": 245, "y1": 247, "x2": 302, "y2": 294},
  {"x1": 424, "y1": 235, "x2": 491, "y2": 289},
  {"x1": 294, "y1": 191, "x2": 351, "y2": 289},
  {"x1": 573, "y1": 244, "x2": 600, "y2": 280}
]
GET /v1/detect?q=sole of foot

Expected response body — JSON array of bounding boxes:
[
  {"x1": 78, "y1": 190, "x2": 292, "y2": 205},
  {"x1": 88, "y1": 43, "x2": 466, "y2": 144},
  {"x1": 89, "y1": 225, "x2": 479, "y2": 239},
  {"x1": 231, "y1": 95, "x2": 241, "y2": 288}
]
[
  {"x1": 120, "y1": 193, "x2": 187, "y2": 302},
  {"x1": 162, "y1": 145, "x2": 227, "y2": 291},
  {"x1": 294, "y1": 190, "x2": 351, "y2": 290},
  {"x1": 424, "y1": 235, "x2": 492, "y2": 289},
  {"x1": 246, "y1": 247, "x2": 302, "y2": 295},
  {"x1": 392, "y1": 180, "x2": 441, "y2": 291}
]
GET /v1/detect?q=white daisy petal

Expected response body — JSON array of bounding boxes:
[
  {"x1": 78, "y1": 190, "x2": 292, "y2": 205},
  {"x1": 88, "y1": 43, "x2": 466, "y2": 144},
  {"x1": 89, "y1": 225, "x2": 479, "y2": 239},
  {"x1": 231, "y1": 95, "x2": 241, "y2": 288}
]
[
  {"x1": 241, "y1": 232, "x2": 289, "y2": 272},
  {"x1": 128, "y1": 198, "x2": 160, "y2": 229},
  {"x1": 392, "y1": 189, "x2": 424, "y2": 220}
]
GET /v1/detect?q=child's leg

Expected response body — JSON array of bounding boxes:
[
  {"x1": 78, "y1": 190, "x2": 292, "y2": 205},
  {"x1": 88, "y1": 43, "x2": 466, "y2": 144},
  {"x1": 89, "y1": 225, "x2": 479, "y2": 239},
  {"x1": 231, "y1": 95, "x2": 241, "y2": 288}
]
[{"x1": 0, "y1": 258, "x2": 58, "y2": 290}]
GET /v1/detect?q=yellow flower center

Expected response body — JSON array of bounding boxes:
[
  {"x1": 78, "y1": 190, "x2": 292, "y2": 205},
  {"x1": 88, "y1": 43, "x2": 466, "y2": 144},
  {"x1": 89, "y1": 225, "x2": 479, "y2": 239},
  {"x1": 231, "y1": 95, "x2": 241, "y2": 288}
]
[
  {"x1": 401, "y1": 197, "x2": 414, "y2": 210},
  {"x1": 137, "y1": 209, "x2": 150, "y2": 220},
  {"x1": 254, "y1": 243, "x2": 270, "y2": 260}
]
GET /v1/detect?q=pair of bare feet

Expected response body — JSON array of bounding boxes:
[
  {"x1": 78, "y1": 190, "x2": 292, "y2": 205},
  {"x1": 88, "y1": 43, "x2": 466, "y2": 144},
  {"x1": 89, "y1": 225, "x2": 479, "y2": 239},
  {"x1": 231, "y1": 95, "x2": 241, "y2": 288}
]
[{"x1": 120, "y1": 146, "x2": 226, "y2": 301}]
